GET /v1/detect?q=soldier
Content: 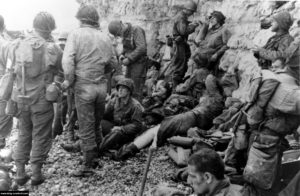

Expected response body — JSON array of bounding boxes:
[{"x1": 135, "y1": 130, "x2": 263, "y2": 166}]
[
  {"x1": 62, "y1": 5, "x2": 117, "y2": 177},
  {"x1": 0, "y1": 15, "x2": 13, "y2": 149},
  {"x1": 52, "y1": 32, "x2": 68, "y2": 138},
  {"x1": 253, "y1": 11, "x2": 294, "y2": 69},
  {"x1": 238, "y1": 70, "x2": 300, "y2": 196},
  {"x1": 11, "y1": 12, "x2": 63, "y2": 186},
  {"x1": 108, "y1": 20, "x2": 147, "y2": 101},
  {"x1": 153, "y1": 149, "x2": 242, "y2": 196},
  {"x1": 170, "y1": 0, "x2": 199, "y2": 91},
  {"x1": 98, "y1": 78, "x2": 144, "y2": 154},
  {"x1": 112, "y1": 75, "x2": 225, "y2": 161},
  {"x1": 192, "y1": 11, "x2": 231, "y2": 74}
]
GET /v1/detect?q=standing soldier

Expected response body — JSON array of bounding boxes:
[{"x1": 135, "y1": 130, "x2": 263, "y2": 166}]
[
  {"x1": 62, "y1": 5, "x2": 117, "y2": 177},
  {"x1": 108, "y1": 20, "x2": 147, "y2": 101},
  {"x1": 170, "y1": 0, "x2": 198, "y2": 91},
  {"x1": 0, "y1": 15, "x2": 13, "y2": 149},
  {"x1": 11, "y1": 12, "x2": 63, "y2": 186},
  {"x1": 52, "y1": 32, "x2": 69, "y2": 138}
]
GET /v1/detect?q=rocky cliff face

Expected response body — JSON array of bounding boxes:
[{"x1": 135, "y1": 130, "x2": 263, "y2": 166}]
[{"x1": 77, "y1": 0, "x2": 300, "y2": 101}]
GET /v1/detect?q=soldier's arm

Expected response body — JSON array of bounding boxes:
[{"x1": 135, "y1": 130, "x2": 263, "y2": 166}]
[
  {"x1": 54, "y1": 45, "x2": 64, "y2": 82},
  {"x1": 62, "y1": 32, "x2": 77, "y2": 85},
  {"x1": 1, "y1": 39, "x2": 20, "y2": 71},
  {"x1": 103, "y1": 98, "x2": 115, "y2": 121},
  {"x1": 194, "y1": 23, "x2": 209, "y2": 45},
  {"x1": 258, "y1": 36, "x2": 294, "y2": 61},
  {"x1": 126, "y1": 27, "x2": 147, "y2": 62}
]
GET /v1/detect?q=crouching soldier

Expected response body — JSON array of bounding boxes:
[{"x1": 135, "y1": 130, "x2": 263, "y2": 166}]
[
  {"x1": 11, "y1": 12, "x2": 62, "y2": 186},
  {"x1": 98, "y1": 78, "x2": 144, "y2": 155}
]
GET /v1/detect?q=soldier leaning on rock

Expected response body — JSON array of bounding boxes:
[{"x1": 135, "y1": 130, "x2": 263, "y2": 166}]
[{"x1": 253, "y1": 11, "x2": 294, "y2": 70}]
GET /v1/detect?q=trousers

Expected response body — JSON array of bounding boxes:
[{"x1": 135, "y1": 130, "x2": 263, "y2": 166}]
[
  {"x1": 74, "y1": 81, "x2": 107, "y2": 151},
  {"x1": 13, "y1": 97, "x2": 53, "y2": 165}
]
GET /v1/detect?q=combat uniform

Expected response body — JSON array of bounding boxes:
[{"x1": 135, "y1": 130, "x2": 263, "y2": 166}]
[
  {"x1": 62, "y1": 24, "x2": 117, "y2": 153},
  {"x1": 254, "y1": 12, "x2": 294, "y2": 70},
  {"x1": 0, "y1": 35, "x2": 13, "y2": 148},
  {"x1": 122, "y1": 23, "x2": 147, "y2": 101},
  {"x1": 99, "y1": 94, "x2": 144, "y2": 152},
  {"x1": 171, "y1": 11, "x2": 197, "y2": 89},
  {"x1": 242, "y1": 70, "x2": 300, "y2": 196},
  {"x1": 11, "y1": 32, "x2": 62, "y2": 168},
  {"x1": 192, "y1": 22, "x2": 231, "y2": 72}
]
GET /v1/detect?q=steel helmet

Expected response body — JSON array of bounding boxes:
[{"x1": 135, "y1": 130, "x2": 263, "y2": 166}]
[
  {"x1": 183, "y1": 1, "x2": 197, "y2": 12},
  {"x1": 116, "y1": 78, "x2": 134, "y2": 94},
  {"x1": 108, "y1": 20, "x2": 122, "y2": 36},
  {"x1": 58, "y1": 31, "x2": 69, "y2": 41},
  {"x1": 33, "y1": 12, "x2": 56, "y2": 33},
  {"x1": 0, "y1": 15, "x2": 4, "y2": 31},
  {"x1": 76, "y1": 5, "x2": 99, "y2": 26}
]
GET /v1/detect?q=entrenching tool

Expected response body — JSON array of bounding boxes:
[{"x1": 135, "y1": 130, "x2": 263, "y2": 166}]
[
  {"x1": 138, "y1": 148, "x2": 155, "y2": 196},
  {"x1": 18, "y1": 62, "x2": 30, "y2": 108}
]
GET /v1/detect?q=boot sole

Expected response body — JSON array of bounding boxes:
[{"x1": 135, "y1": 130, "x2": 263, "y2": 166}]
[
  {"x1": 72, "y1": 170, "x2": 94, "y2": 178},
  {"x1": 15, "y1": 175, "x2": 30, "y2": 186},
  {"x1": 31, "y1": 178, "x2": 45, "y2": 186}
]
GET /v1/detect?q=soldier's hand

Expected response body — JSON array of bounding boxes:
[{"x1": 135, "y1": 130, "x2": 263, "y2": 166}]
[
  {"x1": 111, "y1": 126, "x2": 122, "y2": 132},
  {"x1": 61, "y1": 80, "x2": 70, "y2": 91},
  {"x1": 210, "y1": 54, "x2": 218, "y2": 62},
  {"x1": 122, "y1": 58, "x2": 130, "y2": 66},
  {"x1": 119, "y1": 55, "x2": 125, "y2": 62}
]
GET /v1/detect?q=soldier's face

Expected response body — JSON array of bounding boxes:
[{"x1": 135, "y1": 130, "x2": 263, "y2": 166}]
[
  {"x1": 271, "y1": 19, "x2": 279, "y2": 32},
  {"x1": 58, "y1": 39, "x2": 66, "y2": 50},
  {"x1": 187, "y1": 165, "x2": 210, "y2": 195},
  {"x1": 118, "y1": 86, "x2": 130, "y2": 98},
  {"x1": 209, "y1": 16, "x2": 218, "y2": 28}
]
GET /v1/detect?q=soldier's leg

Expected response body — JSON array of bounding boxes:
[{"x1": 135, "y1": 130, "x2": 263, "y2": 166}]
[
  {"x1": 113, "y1": 125, "x2": 161, "y2": 161},
  {"x1": 0, "y1": 100, "x2": 13, "y2": 148},
  {"x1": 100, "y1": 120, "x2": 115, "y2": 137},
  {"x1": 132, "y1": 76, "x2": 146, "y2": 102},
  {"x1": 30, "y1": 100, "x2": 54, "y2": 185},
  {"x1": 13, "y1": 106, "x2": 32, "y2": 186},
  {"x1": 127, "y1": 62, "x2": 146, "y2": 101},
  {"x1": 133, "y1": 125, "x2": 160, "y2": 149},
  {"x1": 75, "y1": 83, "x2": 98, "y2": 152},
  {"x1": 73, "y1": 83, "x2": 99, "y2": 177},
  {"x1": 99, "y1": 130, "x2": 133, "y2": 152},
  {"x1": 95, "y1": 82, "x2": 107, "y2": 148},
  {"x1": 66, "y1": 109, "x2": 77, "y2": 142},
  {"x1": 52, "y1": 98, "x2": 63, "y2": 138}
]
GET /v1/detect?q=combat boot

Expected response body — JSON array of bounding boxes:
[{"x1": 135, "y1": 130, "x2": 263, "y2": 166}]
[
  {"x1": 15, "y1": 163, "x2": 30, "y2": 186},
  {"x1": 31, "y1": 163, "x2": 45, "y2": 186},
  {"x1": 112, "y1": 143, "x2": 139, "y2": 161},
  {"x1": 72, "y1": 149, "x2": 100, "y2": 177},
  {"x1": 60, "y1": 141, "x2": 81, "y2": 153}
]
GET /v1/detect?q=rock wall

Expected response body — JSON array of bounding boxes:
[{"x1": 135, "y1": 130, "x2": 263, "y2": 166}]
[{"x1": 77, "y1": 0, "x2": 300, "y2": 101}]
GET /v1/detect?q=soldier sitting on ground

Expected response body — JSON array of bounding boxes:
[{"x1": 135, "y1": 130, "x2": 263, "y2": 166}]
[{"x1": 98, "y1": 78, "x2": 145, "y2": 155}]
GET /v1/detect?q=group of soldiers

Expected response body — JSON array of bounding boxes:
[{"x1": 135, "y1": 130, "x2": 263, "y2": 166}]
[{"x1": 0, "y1": 1, "x2": 300, "y2": 195}]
